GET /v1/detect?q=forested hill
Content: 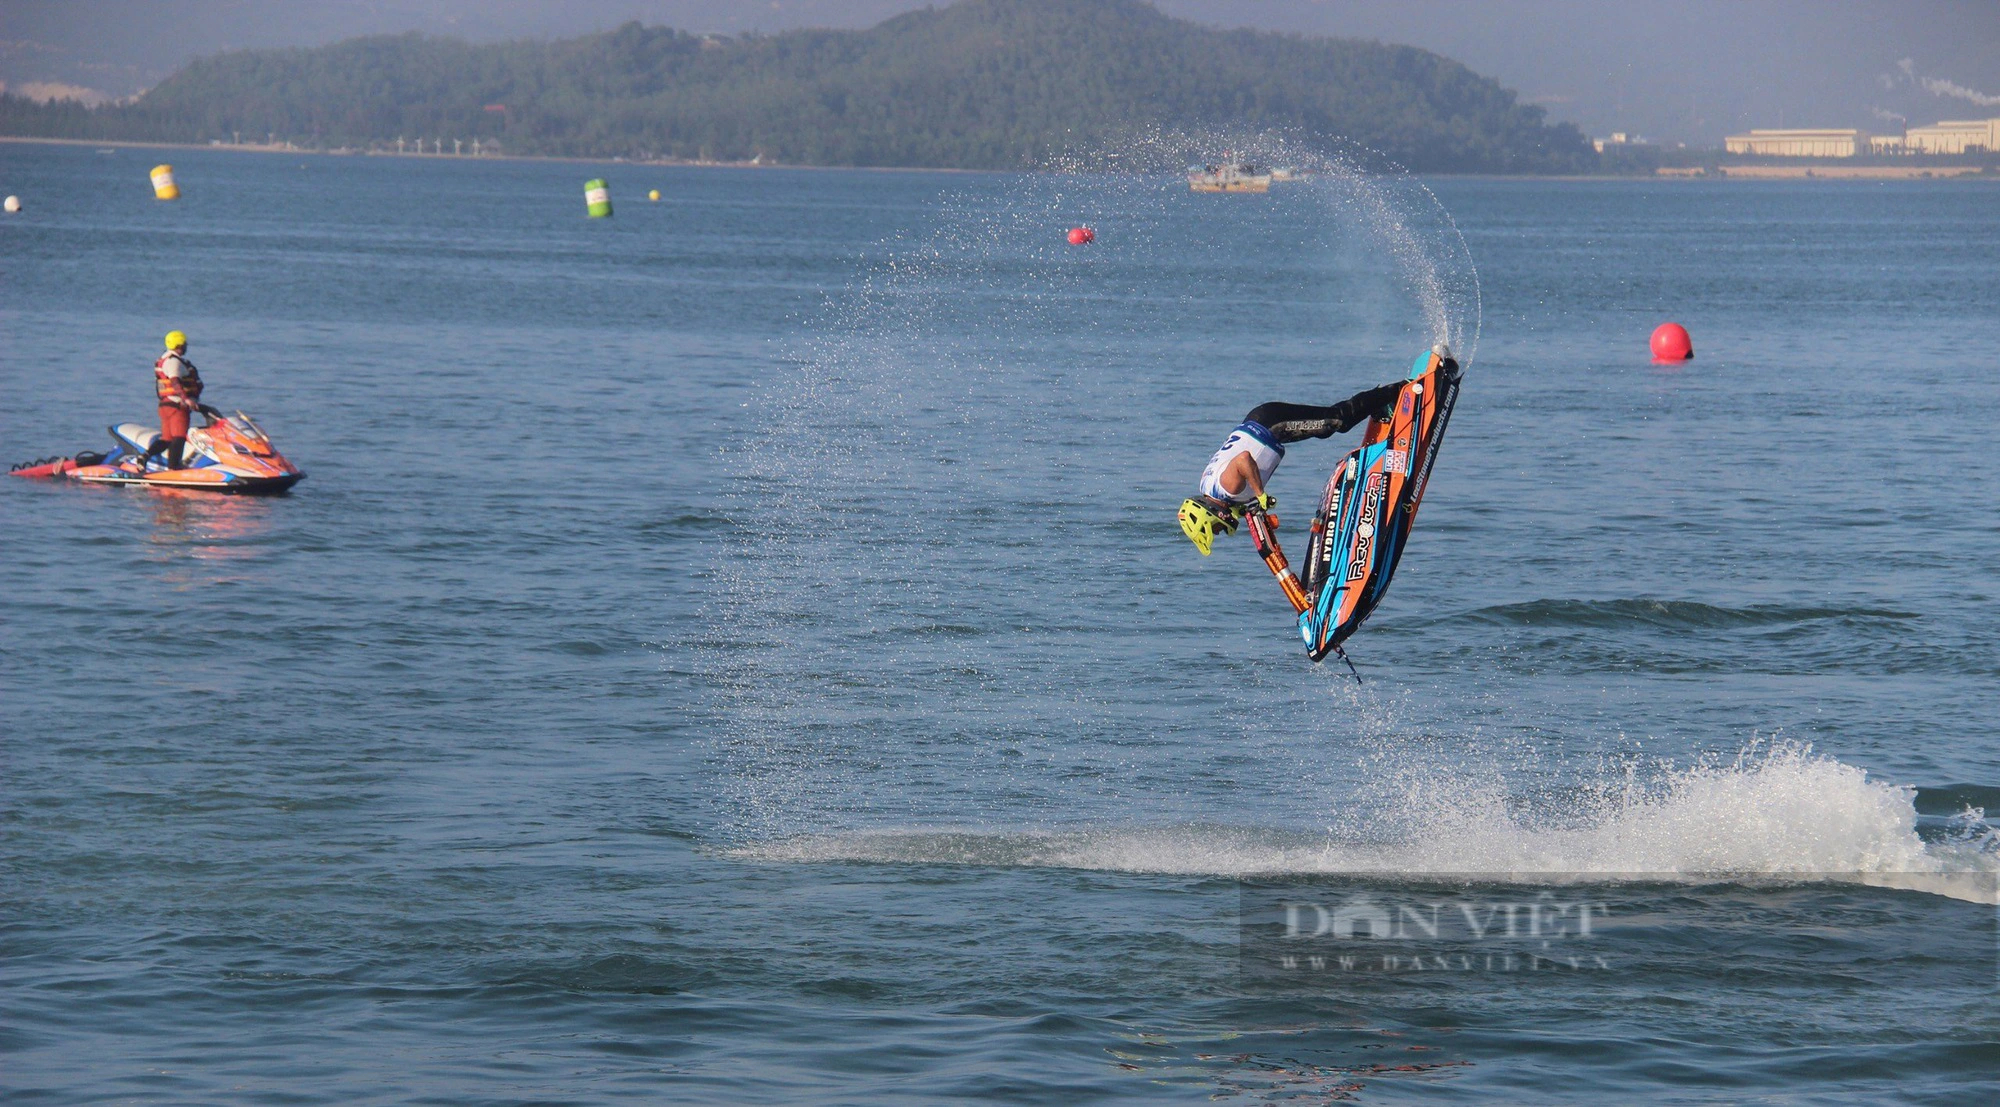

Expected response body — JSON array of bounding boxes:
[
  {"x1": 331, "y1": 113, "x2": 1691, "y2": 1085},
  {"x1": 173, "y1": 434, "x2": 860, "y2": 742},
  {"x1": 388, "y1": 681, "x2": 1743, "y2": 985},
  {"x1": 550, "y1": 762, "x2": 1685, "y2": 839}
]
[{"x1": 0, "y1": 0, "x2": 1595, "y2": 173}]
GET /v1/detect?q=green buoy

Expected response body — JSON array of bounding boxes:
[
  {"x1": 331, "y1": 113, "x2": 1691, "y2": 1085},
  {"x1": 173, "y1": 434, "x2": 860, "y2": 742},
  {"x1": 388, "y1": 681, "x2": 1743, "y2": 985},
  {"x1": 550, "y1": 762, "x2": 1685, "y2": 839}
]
[{"x1": 584, "y1": 179, "x2": 612, "y2": 218}]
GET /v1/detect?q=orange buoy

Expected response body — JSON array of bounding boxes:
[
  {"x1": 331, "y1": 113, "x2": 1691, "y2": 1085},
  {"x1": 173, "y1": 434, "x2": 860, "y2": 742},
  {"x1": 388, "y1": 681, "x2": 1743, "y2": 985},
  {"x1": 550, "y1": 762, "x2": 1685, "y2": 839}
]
[
  {"x1": 1651, "y1": 322, "x2": 1693, "y2": 361},
  {"x1": 1066, "y1": 226, "x2": 1095, "y2": 245}
]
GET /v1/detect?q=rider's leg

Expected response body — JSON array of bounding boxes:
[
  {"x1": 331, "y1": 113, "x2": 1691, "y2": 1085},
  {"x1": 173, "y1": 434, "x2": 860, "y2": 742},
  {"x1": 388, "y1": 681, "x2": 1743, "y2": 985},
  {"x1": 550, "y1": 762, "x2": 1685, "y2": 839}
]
[{"x1": 1246, "y1": 381, "x2": 1405, "y2": 443}]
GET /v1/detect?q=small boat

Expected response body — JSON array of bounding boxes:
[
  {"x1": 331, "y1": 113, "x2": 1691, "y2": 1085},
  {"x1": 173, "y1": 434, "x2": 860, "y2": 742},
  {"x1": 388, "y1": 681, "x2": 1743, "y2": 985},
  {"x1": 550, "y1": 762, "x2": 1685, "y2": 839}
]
[
  {"x1": 1188, "y1": 156, "x2": 1273, "y2": 193},
  {"x1": 12, "y1": 408, "x2": 305, "y2": 494}
]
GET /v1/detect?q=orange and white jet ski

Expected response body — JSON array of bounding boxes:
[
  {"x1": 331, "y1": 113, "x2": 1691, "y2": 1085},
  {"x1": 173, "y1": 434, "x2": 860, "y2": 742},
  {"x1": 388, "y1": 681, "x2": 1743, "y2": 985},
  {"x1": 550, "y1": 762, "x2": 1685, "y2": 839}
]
[{"x1": 11, "y1": 408, "x2": 305, "y2": 494}]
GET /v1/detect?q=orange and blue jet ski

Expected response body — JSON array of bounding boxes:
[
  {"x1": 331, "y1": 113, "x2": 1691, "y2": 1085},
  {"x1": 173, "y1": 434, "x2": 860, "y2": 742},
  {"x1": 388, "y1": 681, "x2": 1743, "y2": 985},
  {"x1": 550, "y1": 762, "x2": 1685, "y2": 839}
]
[
  {"x1": 11, "y1": 408, "x2": 305, "y2": 494},
  {"x1": 1238, "y1": 345, "x2": 1461, "y2": 666}
]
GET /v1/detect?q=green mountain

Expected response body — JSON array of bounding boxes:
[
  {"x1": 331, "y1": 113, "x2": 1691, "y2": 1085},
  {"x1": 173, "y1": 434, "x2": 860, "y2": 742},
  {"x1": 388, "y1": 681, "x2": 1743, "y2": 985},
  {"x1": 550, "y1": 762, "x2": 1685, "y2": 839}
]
[{"x1": 0, "y1": 0, "x2": 1595, "y2": 173}]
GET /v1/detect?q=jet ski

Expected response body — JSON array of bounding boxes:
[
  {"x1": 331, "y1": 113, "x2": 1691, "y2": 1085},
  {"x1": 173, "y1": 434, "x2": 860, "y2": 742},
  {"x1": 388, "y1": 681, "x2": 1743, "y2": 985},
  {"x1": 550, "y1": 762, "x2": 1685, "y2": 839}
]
[
  {"x1": 11, "y1": 407, "x2": 305, "y2": 494},
  {"x1": 1224, "y1": 345, "x2": 1460, "y2": 671},
  {"x1": 1292, "y1": 345, "x2": 1461, "y2": 662}
]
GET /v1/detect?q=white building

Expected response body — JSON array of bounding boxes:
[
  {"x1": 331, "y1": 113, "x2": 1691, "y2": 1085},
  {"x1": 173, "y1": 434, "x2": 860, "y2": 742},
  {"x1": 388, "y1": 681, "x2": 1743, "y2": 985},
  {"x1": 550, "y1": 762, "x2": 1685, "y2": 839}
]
[
  {"x1": 1870, "y1": 118, "x2": 1999, "y2": 155},
  {"x1": 1900, "y1": 118, "x2": 2000, "y2": 154},
  {"x1": 1723, "y1": 129, "x2": 1870, "y2": 157}
]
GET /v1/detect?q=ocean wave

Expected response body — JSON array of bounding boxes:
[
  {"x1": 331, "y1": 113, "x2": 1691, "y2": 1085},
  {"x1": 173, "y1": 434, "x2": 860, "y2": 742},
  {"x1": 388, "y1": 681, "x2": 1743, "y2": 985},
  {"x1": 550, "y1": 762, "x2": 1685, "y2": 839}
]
[
  {"x1": 1916, "y1": 782, "x2": 2000, "y2": 817},
  {"x1": 1455, "y1": 598, "x2": 1918, "y2": 631},
  {"x1": 1402, "y1": 597, "x2": 1992, "y2": 676}
]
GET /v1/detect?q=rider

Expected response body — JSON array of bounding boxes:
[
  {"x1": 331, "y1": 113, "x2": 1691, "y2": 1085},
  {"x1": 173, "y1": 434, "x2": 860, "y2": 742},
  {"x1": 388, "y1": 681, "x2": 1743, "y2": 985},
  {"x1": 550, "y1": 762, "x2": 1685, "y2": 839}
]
[
  {"x1": 142, "y1": 330, "x2": 204, "y2": 470},
  {"x1": 1178, "y1": 372, "x2": 1418, "y2": 555}
]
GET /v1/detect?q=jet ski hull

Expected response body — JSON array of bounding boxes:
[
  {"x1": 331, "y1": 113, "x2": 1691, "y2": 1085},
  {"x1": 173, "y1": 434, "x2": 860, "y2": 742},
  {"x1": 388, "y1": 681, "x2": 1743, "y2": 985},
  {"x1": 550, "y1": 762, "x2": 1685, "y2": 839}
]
[
  {"x1": 1296, "y1": 348, "x2": 1461, "y2": 660},
  {"x1": 64, "y1": 465, "x2": 305, "y2": 494},
  {"x1": 11, "y1": 411, "x2": 305, "y2": 495}
]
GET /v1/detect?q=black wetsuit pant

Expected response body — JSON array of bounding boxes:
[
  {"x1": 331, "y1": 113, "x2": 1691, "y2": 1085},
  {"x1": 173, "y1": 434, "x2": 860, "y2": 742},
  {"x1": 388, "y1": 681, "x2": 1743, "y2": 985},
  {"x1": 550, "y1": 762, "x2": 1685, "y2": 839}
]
[{"x1": 1245, "y1": 381, "x2": 1406, "y2": 444}]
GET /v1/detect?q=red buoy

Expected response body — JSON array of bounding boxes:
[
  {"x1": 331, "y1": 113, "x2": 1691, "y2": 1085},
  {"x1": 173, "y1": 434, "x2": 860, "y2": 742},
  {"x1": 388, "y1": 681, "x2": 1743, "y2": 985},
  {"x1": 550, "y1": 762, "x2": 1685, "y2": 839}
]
[
  {"x1": 1650, "y1": 322, "x2": 1693, "y2": 361},
  {"x1": 1066, "y1": 226, "x2": 1095, "y2": 245}
]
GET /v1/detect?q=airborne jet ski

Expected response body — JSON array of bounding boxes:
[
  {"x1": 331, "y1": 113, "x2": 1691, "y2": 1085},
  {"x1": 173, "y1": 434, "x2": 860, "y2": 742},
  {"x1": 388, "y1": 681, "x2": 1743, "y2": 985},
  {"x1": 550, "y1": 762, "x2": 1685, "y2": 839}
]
[
  {"x1": 1217, "y1": 345, "x2": 1460, "y2": 670},
  {"x1": 1290, "y1": 345, "x2": 1461, "y2": 661},
  {"x1": 11, "y1": 407, "x2": 305, "y2": 494}
]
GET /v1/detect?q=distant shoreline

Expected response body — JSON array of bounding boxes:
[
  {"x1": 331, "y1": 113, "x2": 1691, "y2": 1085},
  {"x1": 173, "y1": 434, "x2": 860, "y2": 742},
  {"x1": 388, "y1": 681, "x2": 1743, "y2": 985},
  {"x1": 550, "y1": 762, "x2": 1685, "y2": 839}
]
[
  {"x1": 5, "y1": 134, "x2": 1994, "y2": 182},
  {"x1": 1657, "y1": 163, "x2": 1994, "y2": 181},
  {"x1": 0, "y1": 134, "x2": 986, "y2": 174}
]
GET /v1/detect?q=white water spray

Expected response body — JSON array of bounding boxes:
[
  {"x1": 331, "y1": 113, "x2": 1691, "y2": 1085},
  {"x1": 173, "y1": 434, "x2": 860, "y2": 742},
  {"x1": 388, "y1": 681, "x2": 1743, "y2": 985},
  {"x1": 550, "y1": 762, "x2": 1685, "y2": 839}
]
[{"x1": 736, "y1": 742, "x2": 1999, "y2": 904}]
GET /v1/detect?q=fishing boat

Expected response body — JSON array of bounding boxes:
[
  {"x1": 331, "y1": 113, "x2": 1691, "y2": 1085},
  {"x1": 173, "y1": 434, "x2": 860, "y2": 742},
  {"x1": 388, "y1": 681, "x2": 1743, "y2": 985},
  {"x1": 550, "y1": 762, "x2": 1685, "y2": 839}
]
[{"x1": 1188, "y1": 156, "x2": 1273, "y2": 193}]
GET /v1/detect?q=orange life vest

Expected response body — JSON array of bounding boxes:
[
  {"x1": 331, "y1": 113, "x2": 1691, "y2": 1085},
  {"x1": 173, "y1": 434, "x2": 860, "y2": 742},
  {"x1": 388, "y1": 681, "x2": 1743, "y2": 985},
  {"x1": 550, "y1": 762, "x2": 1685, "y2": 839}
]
[{"x1": 154, "y1": 351, "x2": 203, "y2": 407}]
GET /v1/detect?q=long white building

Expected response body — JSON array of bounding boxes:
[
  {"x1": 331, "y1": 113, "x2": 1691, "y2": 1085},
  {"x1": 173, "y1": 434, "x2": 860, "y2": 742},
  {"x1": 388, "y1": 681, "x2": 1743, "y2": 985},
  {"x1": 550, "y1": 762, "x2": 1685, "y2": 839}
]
[
  {"x1": 1728, "y1": 118, "x2": 1999, "y2": 158},
  {"x1": 1874, "y1": 118, "x2": 2000, "y2": 155},
  {"x1": 1723, "y1": 129, "x2": 1869, "y2": 157}
]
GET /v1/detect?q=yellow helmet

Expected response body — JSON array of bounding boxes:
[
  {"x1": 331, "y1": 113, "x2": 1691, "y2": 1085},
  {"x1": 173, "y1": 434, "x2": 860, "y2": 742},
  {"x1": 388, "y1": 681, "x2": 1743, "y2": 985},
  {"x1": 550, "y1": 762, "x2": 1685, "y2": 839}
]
[
  {"x1": 163, "y1": 330, "x2": 188, "y2": 351},
  {"x1": 1178, "y1": 497, "x2": 1239, "y2": 556}
]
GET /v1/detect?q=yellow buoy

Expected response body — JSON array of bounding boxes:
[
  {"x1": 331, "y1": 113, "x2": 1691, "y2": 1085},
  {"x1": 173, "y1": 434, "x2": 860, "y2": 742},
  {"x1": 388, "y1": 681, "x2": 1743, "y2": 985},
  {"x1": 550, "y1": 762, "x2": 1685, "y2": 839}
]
[
  {"x1": 648, "y1": 189, "x2": 660, "y2": 202},
  {"x1": 150, "y1": 164, "x2": 180, "y2": 200}
]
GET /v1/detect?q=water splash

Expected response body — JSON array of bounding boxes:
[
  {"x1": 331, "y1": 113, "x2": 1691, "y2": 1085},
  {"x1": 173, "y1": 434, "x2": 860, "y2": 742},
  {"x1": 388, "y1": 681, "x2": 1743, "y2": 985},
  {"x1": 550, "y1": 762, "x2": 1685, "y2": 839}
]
[
  {"x1": 732, "y1": 742, "x2": 2000, "y2": 904},
  {"x1": 1049, "y1": 126, "x2": 1481, "y2": 366}
]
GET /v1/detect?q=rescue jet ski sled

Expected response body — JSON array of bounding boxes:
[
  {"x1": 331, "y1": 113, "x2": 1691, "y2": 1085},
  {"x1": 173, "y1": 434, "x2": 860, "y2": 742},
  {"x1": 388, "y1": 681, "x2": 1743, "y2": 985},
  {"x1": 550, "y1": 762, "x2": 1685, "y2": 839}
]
[{"x1": 10, "y1": 408, "x2": 305, "y2": 494}]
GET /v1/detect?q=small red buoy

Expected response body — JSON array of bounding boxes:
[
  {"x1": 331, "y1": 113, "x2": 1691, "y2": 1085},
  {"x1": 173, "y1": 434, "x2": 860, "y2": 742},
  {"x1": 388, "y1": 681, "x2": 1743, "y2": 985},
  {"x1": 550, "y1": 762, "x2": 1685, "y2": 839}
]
[
  {"x1": 1066, "y1": 226, "x2": 1095, "y2": 245},
  {"x1": 1650, "y1": 322, "x2": 1693, "y2": 361}
]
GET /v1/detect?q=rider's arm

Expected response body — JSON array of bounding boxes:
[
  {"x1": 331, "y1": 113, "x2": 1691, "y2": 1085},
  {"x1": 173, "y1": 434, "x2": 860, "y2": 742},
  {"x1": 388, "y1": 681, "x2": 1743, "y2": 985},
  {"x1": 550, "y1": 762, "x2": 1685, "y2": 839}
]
[{"x1": 1220, "y1": 451, "x2": 1264, "y2": 499}]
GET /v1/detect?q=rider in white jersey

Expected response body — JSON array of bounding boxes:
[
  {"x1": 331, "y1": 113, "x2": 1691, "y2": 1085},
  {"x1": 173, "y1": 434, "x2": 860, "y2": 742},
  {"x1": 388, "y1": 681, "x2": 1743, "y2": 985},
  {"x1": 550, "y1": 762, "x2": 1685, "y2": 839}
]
[
  {"x1": 1197, "y1": 420, "x2": 1286, "y2": 507},
  {"x1": 1180, "y1": 377, "x2": 1410, "y2": 554}
]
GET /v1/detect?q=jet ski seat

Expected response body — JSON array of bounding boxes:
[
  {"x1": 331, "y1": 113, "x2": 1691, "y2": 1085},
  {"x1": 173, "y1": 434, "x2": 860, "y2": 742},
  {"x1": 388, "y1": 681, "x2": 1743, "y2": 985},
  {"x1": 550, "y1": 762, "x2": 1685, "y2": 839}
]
[{"x1": 111, "y1": 423, "x2": 161, "y2": 454}]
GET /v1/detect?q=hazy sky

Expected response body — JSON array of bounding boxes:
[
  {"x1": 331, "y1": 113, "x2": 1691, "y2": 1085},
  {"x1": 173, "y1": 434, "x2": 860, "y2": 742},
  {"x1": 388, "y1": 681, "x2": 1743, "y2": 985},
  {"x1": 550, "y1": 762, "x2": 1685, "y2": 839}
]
[{"x1": 3, "y1": 0, "x2": 1997, "y2": 144}]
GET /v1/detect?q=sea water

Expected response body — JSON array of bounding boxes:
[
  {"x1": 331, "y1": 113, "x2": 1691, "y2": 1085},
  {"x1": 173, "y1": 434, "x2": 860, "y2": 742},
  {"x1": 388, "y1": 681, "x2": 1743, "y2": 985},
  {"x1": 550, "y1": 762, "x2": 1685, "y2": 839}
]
[{"x1": 1, "y1": 143, "x2": 1996, "y2": 1103}]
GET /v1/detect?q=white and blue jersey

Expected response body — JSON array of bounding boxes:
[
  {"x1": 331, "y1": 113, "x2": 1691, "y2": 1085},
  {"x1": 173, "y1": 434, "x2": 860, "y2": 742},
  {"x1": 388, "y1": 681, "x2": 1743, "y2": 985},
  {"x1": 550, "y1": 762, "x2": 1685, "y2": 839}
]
[{"x1": 1197, "y1": 420, "x2": 1285, "y2": 505}]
